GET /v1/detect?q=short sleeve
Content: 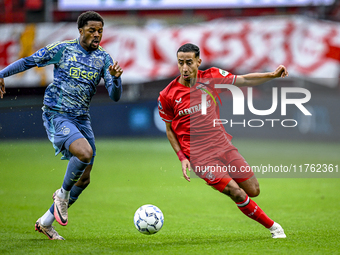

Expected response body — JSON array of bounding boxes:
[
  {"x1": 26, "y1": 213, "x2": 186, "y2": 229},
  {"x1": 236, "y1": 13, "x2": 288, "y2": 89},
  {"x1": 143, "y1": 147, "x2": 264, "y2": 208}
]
[
  {"x1": 158, "y1": 94, "x2": 174, "y2": 123},
  {"x1": 210, "y1": 67, "x2": 237, "y2": 94}
]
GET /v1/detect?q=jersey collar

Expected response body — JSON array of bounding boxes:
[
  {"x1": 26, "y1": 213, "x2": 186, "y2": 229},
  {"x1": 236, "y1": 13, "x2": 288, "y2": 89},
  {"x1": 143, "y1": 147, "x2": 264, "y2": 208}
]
[{"x1": 76, "y1": 38, "x2": 95, "y2": 55}]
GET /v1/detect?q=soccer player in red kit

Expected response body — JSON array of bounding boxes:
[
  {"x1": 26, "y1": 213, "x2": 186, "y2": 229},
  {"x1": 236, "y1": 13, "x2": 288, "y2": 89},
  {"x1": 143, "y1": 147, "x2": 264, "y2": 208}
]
[{"x1": 158, "y1": 43, "x2": 288, "y2": 238}]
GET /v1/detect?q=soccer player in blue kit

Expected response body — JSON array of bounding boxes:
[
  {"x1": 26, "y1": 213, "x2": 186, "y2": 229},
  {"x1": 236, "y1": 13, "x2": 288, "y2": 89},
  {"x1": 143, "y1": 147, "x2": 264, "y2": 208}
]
[{"x1": 0, "y1": 11, "x2": 123, "y2": 240}]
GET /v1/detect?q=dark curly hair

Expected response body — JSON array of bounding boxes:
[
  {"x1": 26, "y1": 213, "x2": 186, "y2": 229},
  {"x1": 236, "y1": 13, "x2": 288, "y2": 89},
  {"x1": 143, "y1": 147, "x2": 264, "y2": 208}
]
[{"x1": 77, "y1": 11, "x2": 104, "y2": 29}]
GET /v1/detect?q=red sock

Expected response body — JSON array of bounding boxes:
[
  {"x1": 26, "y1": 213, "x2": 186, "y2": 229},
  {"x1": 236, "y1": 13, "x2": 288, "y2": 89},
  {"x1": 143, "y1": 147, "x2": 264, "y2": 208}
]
[{"x1": 236, "y1": 195, "x2": 274, "y2": 228}]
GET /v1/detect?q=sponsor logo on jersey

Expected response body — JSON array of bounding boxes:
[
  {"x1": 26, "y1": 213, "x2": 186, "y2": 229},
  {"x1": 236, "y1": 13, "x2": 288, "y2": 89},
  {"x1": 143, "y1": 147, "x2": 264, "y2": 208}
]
[
  {"x1": 36, "y1": 48, "x2": 46, "y2": 58},
  {"x1": 69, "y1": 67, "x2": 99, "y2": 80},
  {"x1": 219, "y1": 69, "x2": 229, "y2": 77},
  {"x1": 178, "y1": 100, "x2": 212, "y2": 116},
  {"x1": 93, "y1": 58, "x2": 104, "y2": 68}
]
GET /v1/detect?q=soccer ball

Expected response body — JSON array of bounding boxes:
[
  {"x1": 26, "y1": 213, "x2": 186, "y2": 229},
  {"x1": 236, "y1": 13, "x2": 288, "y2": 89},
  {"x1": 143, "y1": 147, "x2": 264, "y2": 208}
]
[{"x1": 133, "y1": 204, "x2": 164, "y2": 235}]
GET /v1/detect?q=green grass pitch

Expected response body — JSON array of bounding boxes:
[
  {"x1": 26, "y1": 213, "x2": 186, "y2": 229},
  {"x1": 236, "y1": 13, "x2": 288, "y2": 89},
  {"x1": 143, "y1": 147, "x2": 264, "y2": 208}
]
[{"x1": 0, "y1": 138, "x2": 339, "y2": 254}]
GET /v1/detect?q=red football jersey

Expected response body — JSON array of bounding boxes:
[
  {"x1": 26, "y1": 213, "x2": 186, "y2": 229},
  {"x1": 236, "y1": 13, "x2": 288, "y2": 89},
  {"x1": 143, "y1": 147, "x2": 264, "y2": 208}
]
[{"x1": 158, "y1": 67, "x2": 237, "y2": 162}]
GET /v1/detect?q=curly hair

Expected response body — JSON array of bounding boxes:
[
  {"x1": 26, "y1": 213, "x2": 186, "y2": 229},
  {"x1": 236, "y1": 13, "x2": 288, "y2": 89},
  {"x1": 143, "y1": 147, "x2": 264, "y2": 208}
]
[{"x1": 77, "y1": 11, "x2": 104, "y2": 29}]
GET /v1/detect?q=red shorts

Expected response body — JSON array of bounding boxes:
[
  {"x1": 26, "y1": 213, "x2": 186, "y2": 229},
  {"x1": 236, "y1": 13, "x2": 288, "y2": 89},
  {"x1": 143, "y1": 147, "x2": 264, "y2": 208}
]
[{"x1": 192, "y1": 149, "x2": 254, "y2": 192}]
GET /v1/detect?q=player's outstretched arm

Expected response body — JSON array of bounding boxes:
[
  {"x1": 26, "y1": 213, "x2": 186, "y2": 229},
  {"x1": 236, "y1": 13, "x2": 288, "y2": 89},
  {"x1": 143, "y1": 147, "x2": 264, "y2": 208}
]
[
  {"x1": 0, "y1": 78, "x2": 5, "y2": 99},
  {"x1": 0, "y1": 56, "x2": 37, "y2": 99},
  {"x1": 235, "y1": 65, "x2": 288, "y2": 87},
  {"x1": 165, "y1": 122, "x2": 191, "y2": 182}
]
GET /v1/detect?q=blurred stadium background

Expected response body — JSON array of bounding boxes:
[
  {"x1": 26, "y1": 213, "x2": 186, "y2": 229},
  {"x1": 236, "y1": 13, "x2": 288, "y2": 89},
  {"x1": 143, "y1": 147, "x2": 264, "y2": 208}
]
[{"x1": 0, "y1": 0, "x2": 339, "y2": 141}]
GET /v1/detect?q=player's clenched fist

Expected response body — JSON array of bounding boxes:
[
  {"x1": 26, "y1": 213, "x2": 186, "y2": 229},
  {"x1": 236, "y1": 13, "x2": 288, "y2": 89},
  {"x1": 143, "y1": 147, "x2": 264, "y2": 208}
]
[
  {"x1": 273, "y1": 65, "x2": 288, "y2": 78},
  {"x1": 109, "y1": 61, "x2": 123, "y2": 78}
]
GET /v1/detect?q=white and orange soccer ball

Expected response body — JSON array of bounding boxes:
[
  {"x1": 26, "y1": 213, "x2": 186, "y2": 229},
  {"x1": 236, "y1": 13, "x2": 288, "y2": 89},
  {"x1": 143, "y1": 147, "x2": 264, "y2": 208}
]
[{"x1": 133, "y1": 204, "x2": 164, "y2": 235}]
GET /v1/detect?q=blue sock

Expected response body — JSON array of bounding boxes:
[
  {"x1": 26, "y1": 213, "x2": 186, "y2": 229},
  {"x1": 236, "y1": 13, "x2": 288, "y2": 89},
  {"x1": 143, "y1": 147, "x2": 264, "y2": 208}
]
[
  {"x1": 49, "y1": 203, "x2": 54, "y2": 214},
  {"x1": 69, "y1": 185, "x2": 85, "y2": 207},
  {"x1": 49, "y1": 185, "x2": 86, "y2": 214},
  {"x1": 62, "y1": 156, "x2": 89, "y2": 191}
]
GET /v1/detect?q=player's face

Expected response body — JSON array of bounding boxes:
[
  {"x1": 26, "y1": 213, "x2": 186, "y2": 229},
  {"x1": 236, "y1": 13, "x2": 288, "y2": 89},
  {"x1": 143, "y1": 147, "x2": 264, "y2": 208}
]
[
  {"x1": 177, "y1": 52, "x2": 201, "y2": 85},
  {"x1": 79, "y1": 21, "x2": 103, "y2": 51}
]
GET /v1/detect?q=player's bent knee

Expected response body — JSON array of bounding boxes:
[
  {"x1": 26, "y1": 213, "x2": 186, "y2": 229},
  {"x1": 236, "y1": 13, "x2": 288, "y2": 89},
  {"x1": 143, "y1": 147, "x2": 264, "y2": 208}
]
[
  {"x1": 247, "y1": 186, "x2": 260, "y2": 197},
  {"x1": 252, "y1": 181, "x2": 260, "y2": 197},
  {"x1": 77, "y1": 147, "x2": 93, "y2": 163},
  {"x1": 222, "y1": 186, "x2": 247, "y2": 203},
  {"x1": 239, "y1": 177, "x2": 260, "y2": 197},
  {"x1": 69, "y1": 138, "x2": 93, "y2": 163},
  {"x1": 231, "y1": 188, "x2": 247, "y2": 202}
]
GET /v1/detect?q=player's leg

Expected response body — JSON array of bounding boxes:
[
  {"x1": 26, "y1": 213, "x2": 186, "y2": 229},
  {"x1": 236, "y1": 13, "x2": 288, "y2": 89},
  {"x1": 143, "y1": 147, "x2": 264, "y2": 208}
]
[
  {"x1": 40, "y1": 164, "x2": 92, "y2": 228},
  {"x1": 218, "y1": 178, "x2": 285, "y2": 238},
  {"x1": 68, "y1": 164, "x2": 93, "y2": 207},
  {"x1": 61, "y1": 137, "x2": 93, "y2": 197},
  {"x1": 221, "y1": 179, "x2": 274, "y2": 228},
  {"x1": 224, "y1": 151, "x2": 286, "y2": 238},
  {"x1": 53, "y1": 114, "x2": 97, "y2": 226},
  {"x1": 36, "y1": 113, "x2": 91, "y2": 238},
  {"x1": 67, "y1": 120, "x2": 96, "y2": 207},
  {"x1": 53, "y1": 137, "x2": 92, "y2": 226},
  {"x1": 37, "y1": 159, "x2": 92, "y2": 239}
]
